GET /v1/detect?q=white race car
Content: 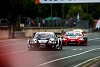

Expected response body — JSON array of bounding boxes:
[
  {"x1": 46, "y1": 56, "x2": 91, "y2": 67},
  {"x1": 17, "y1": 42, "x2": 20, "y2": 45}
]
[{"x1": 28, "y1": 32, "x2": 62, "y2": 51}]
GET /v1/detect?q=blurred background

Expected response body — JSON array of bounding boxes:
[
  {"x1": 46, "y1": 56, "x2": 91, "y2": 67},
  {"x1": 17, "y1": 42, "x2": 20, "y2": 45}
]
[{"x1": 0, "y1": 0, "x2": 100, "y2": 38}]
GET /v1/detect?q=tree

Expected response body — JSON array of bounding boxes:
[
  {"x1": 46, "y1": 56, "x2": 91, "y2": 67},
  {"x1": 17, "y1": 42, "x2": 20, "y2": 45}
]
[{"x1": 66, "y1": 4, "x2": 84, "y2": 19}]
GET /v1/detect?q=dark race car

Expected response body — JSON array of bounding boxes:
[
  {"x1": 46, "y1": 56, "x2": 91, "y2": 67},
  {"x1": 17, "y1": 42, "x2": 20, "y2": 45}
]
[
  {"x1": 28, "y1": 32, "x2": 62, "y2": 50},
  {"x1": 62, "y1": 31, "x2": 88, "y2": 46}
]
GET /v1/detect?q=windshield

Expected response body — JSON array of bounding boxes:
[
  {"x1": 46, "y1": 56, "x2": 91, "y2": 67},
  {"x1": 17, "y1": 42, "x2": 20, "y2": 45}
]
[
  {"x1": 34, "y1": 34, "x2": 54, "y2": 39},
  {"x1": 65, "y1": 32, "x2": 83, "y2": 36}
]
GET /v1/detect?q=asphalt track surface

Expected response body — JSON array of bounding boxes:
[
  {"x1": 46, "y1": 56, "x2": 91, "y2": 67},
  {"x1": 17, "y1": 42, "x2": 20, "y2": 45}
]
[{"x1": 0, "y1": 33, "x2": 100, "y2": 67}]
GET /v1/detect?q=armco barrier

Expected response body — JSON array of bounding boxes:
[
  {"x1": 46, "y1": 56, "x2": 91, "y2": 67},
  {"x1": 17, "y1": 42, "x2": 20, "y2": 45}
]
[
  {"x1": 22, "y1": 27, "x2": 89, "y2": 37},
  {"x1": 0, "y1": 26, "x2": 9, "y2": 39},
  {"x1": 14, "y1": 31, "x2": 25, "y2": 38}
]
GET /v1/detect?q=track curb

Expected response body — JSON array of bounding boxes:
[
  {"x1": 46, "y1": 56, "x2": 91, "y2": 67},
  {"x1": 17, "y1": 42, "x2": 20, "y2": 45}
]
[{"x1": 81, "y1": 57, "x2": 100, "y2": 67}]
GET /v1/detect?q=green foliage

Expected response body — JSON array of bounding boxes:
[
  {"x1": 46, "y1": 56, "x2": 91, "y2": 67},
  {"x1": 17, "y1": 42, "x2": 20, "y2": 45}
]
[
  {"x1": 81, "y1": 13, "x2": 90, "y2": 20},
  {"x1": 66, "y1": 4, "x2": 84, "y2": 19},
  {"x1": 0, "y1": 1, "x2": 100, "y2": 23}
]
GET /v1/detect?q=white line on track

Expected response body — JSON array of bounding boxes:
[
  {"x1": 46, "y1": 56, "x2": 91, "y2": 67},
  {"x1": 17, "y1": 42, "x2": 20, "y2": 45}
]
[
  {"x1": 73, "y1": 48, "x2": 82, "y2": 50},
  {"x1": 74, "y1": 56, "x2": 100, "y2": 67},
  {"x1": 88, "y1": 39, "x2": 94, "y2": 41},
  {"x1": 88, "y1": 38, "x2": 100, "y2": 41},
  {"x1": 36, "y1": 48, "x2": 100, "y2": 67},
  {"x1": 95, "y1": 38, "x2": 100, "y2": 39},
  {"x1": 0, "y1": 50, "x2": 27, "y2": 56}
]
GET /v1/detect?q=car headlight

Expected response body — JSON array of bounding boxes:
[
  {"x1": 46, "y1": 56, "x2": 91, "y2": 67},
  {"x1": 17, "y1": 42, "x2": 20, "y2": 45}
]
[
  {"x1": 49, "y1": 38, "x2": 56, "y2": 44},
  {"x1": 32, "y1": 39, "x2": 37, "y2": 43},
  {"x1": 79, "y1": 38, "x2": 84, "y2": 40}
]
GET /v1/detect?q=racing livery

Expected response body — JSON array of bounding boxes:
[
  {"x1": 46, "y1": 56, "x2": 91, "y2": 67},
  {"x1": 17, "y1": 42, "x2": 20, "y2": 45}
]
[
  {"x1": 62, "y1": 31, "x2": 87, "y2": 46},
  {"x1": 28, "y1": 32, "x2": 62, "y2": 50}
]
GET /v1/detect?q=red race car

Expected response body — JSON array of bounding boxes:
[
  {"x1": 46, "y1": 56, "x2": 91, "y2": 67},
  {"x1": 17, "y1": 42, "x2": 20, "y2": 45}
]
[{"x1": 62, "y1": 31, "x2": 87, "y2": 46}]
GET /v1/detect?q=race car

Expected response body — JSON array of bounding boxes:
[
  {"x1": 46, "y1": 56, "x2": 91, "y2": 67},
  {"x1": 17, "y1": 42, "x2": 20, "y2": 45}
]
[
  {"x1": 28, "y1": 32, "x2": 62, "y2": 50},
  {"x1": 62, "y1": 31, "x2": 88, "y2": 46}
]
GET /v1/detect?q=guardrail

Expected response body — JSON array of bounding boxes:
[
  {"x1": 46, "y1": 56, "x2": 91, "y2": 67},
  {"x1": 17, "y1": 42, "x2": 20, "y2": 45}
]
[{"x1": 22, "y1": 27, "x2": 89, "y2": 37}]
